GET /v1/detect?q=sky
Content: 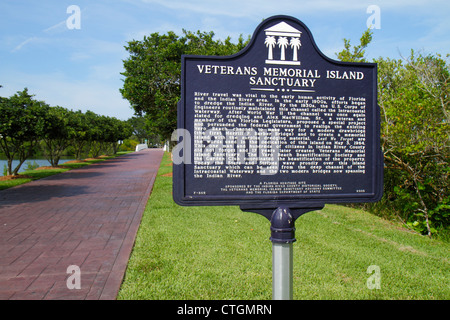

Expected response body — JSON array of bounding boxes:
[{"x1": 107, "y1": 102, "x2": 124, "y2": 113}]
[{"x1": 1, "y1": 0, "x2": 449, "y2": 120}]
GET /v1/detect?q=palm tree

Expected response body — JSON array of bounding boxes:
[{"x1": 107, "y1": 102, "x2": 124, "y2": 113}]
[
  {"x1": 265, "y1": 36, "x2": 276, "y2": 60},
  {"x1": 277, "y1": 36, "x2": 288, "y2": 61},
  {"x1": 290, "y1": 37, "x2": 301, "y2": 61}
]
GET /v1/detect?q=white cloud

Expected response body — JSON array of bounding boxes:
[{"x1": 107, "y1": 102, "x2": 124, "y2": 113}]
[
  {"x1": 70, "y1": 52, "x2": 92, "y2": 61},
  {"x1": 10, "y1": 22, "x2": 66, "y2": 53},
  {"x1": 11, "y1": 37, "x2": 39, "y2": 52},
  {"x1": 43, "y1": 20, "x2": 67, "y2": 35},
  {"x1": 138, "y1": 0, "x2": 256, "y2": 18},
  {"x1": 136, "y1": 0, "x2": 431, "y2": 18}
]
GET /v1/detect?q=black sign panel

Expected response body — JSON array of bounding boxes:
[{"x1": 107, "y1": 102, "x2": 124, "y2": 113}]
[{"x1": 173, "y1": 15, "x2": 383, "y2": 209}]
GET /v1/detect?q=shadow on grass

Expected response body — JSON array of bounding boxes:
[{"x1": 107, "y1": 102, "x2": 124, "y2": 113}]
[
  {"x1": 0, "y1": 157, "x2": 115, "y2": 190},
  {"x1": 0, "y1": 151, "x2": 145, "y2": 191}
]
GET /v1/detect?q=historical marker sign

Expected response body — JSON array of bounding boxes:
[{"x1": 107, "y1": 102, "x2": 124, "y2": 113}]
[{"x1": 173, "y1": 15, "x2": 383, "y2": 210}]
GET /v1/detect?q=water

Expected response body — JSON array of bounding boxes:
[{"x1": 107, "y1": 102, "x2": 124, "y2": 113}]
[{"x1": 0, "y1": 158, "x2": 75, "y2": 176}]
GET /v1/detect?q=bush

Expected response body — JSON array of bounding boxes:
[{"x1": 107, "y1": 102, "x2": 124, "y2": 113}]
[{"x1": 119, "y1": 138, "x2": 139, "y2": 152}]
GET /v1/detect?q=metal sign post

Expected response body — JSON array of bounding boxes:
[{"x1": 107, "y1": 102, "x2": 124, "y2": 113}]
[
  {"x1": 241, "y1": 205, "x2": 323, "y2": 300},
  {"x1": 270, "y1": 207, "x2": 295, "y2": 300},
  {"x1": 272, "y1": 242, "x2": 293, "y2": 300}
]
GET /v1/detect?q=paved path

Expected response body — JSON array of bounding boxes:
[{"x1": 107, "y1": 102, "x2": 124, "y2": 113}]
[{"x1": 0, "y1": 149, "x2": 164, "y2": 300}]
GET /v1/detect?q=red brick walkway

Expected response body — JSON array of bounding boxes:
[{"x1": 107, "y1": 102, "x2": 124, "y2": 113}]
[{"x1": 0, "y1": 149, "x2": 164, "y2": 300}]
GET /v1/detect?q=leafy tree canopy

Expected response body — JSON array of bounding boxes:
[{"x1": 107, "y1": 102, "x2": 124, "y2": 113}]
[
  {"x1": 337, "y1": 32, "x2": 449, "y2": 237},
  {"x1": 120, "y1": 30, "x2": 249, "y2": 141},
  {"x1": 0, "y1": 88, "x2": 49, "y2": 175}
]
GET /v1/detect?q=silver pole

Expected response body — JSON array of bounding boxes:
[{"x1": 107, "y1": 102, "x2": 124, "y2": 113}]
[
  {"x1": 270, "y1": 207, "x2": 295, "y2": 300},
  {"x1": 272, "y1": 242, "x2": 293, "y2": 300},
  {"x1": 242, "y1": 205, "x2": 323, "y2": 300}
]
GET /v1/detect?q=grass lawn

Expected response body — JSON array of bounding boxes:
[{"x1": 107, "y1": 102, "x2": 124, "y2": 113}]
[
  {"x1": 0, "y1": 152, "x2": 132, "y2": 191},
  {"x1": 118, "y1": 152, "x2": 449, "y2": 300}
]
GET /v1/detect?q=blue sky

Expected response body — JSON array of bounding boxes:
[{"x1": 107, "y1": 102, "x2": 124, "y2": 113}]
[{"x1": 1, "y1": 0, "x2": 449, "y2": 120}]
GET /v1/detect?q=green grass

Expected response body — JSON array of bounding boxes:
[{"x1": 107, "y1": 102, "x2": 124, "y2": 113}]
[
  {"x1": 0, "y1": 168, "x2": 69, "y2": 190},
  {"x1": 118, "y1": 152, "x2": 450, "y2": 300},
  {"x1": 0, "y1": 152, "x2": 133, "y2": 191}
]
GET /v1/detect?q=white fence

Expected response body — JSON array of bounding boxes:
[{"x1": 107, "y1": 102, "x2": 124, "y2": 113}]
[{"x1": 135, "y1": 143, "x2": 148, "y2": 152}]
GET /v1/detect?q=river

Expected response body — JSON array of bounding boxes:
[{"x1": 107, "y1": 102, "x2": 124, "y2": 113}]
[{"x1": 0, "y1": 158, "x2": 75, "y2": 176}]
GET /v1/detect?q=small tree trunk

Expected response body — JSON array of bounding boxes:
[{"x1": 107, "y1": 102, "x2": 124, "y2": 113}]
[
  {"x1": 12, "y1": 159, "x2": 26, "y2": 176},
  {"x1": 415, "y1": 178, "x2": 432, "y2": 237},
  {"x1": 7, "y1": 159, "x2": 13, "y2": 176}
]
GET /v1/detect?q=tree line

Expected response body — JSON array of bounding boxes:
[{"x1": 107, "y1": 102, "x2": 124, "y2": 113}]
[
  {"x1": 0, "y1": 88, "x2": 133, "y2": 176},
  {"x1": 120, "y1": 30, "x2": 250, "y2": 142},
  {"x1": 120, "y1": 28, "x2": 449, "y2": 238},
  {"x1": 337, "y1": 30, "x2": 449, "y2": 238}
]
